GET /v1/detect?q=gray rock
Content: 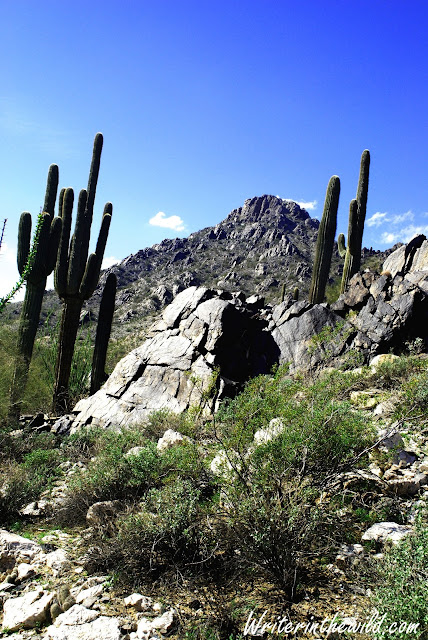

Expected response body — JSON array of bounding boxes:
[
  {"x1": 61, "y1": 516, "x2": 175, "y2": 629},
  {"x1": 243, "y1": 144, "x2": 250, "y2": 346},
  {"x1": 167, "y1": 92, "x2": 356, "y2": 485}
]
[
  {"x1": 70, "y1": 287, "x2": 279, "y2": 430},
  {"x1": 0, "y1": 530, "x2": 42, "y2": 570},
  {"x1": 362, "y1": 522, "x2": 412, "y2": 545},
  {"x1": 86, "y1": 501, "x2": 122, "y2": 527},
  {"x1": 2, "y1": 588, "x2": 54, "y2": 631},
  {"x1": 383, "y1": 235, "x2": 428, "y2": 276}
]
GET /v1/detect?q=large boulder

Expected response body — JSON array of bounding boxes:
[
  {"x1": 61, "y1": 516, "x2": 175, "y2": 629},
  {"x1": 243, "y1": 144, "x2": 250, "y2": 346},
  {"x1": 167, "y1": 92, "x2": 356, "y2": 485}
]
[
  {"x1": 383, "y1": 234, "x2": 428, "y2": 277},
  {"x1": 71, "y1": 287, "x2": 279, "y2": 431}
]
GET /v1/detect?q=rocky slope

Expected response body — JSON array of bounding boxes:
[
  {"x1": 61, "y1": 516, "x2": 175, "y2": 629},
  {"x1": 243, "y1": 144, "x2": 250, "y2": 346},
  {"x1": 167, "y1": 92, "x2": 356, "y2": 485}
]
[
  {"x1": 64, "y1": 237, "x2": 428, "y2": 432},
  {"x1": 98, "y1": 195, "x2": 388, "y2": 329},
  {"x1": 3, "y1": 195, "x2": 391, "y2": 341}
]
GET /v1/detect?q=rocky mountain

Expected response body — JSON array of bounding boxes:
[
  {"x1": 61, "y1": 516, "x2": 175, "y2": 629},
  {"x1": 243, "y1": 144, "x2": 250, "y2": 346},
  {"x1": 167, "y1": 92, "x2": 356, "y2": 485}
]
[
  {"x1": 2, "y1": 194, "x2": 392, "y2": 343},
  {"x1": 97, "y1": 194, "x2": 388, "y2": 328}
]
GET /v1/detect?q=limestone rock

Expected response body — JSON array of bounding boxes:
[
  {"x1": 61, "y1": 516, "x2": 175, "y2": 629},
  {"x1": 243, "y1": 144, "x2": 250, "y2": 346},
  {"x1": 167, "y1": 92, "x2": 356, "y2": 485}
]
[
  {"x1": 0, "y1": 530, "x2": 42, "y2": 570},
  {"x1": 124, "y1": 593, "x2": 153, "y2": 612},
  {"x1": 46, "y1": 610, "x2": 121, "y2": 640},
  {"x1": 253, "y1": 418, "x2": 285, "y2": 445},
  {"x1": 361, "y1": 522, "x2": 412, "y2": 545},
  {"x1": 383, "y1": 235, "x2": 428, "y2": 277},
  {"x1": 71, "y1": 287, "x2": 279, "y2": 430},
  {"x1": 45, "y1": 549, "x2": 71, "y2": 576},
  {"x1": 2, "y1": 588, "x2": 54, "y2": 631}
]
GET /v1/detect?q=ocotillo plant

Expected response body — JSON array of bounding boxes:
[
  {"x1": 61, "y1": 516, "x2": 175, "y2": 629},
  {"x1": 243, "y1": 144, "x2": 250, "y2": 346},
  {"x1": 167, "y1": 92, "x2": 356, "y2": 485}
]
[
  {"x1": 340, "y1": 199, "x2": 359, "y2": 294},
  {"x1": 309, "y1": 176, "x2": 340, "y2": 304},
  {"x1": 9, "y1": 166, "x2": 62, "y2": 418},
  {"x1": 53, "y1": 133, "x2": 112, "y2": 412},
  {"x1": 91, "y1": 272, "x2": 117, "y2": 395}
]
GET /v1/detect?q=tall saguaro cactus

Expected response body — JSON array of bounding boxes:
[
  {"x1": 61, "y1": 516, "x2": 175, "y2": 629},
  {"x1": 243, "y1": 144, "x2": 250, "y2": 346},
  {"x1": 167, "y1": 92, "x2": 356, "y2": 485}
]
[
  {"x1": 53, "y1": 133, "x2": 112, "y2": 412},
  {"x1": 353, "y1": 149, "x2": 370, "y2": 276},
  {"x1": 309, "y1": 176, "x2": 340, "y2": 304},
  {"x1": 9, "y1": 165, "x2": 62, "y2": 418},
  {"x1": 91, "y1": 273, "x2": 117, "y2": 395}
]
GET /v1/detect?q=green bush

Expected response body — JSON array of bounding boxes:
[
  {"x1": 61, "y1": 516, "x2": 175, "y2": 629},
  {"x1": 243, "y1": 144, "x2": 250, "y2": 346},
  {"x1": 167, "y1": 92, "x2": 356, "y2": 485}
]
[
  {"x1": 370, "y1": 514, "x2": 428, "y2": 639},
  {"x1": 114, "y1": 479, "x2": 211, "y2": 576}
]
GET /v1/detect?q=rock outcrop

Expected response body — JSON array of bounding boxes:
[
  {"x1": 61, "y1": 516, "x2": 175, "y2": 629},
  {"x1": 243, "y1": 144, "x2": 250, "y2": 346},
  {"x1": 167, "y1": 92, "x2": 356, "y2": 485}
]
[
  {"x1": 71, "y1": 287, "x2": 279, "y2": 430},
  {"x1": 67, "y1": 239, "x2": 428, "y2": 431}
]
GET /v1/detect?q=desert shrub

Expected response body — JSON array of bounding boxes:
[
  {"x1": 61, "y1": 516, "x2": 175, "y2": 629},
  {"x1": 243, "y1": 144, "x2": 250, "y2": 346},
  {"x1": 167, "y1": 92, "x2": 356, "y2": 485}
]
[
  {"x1": 211, "y1": 367, "x2": 375, "y2": 597},
  {"x1": 58, "y1": 432, "x2": 159, "y2": 522},
  {"x1": 372, "y1": 355, "x2": 427, "y2": 389},
  {"x1": 0, "y1": 317, "x2": 94, "y2": 421},
  {"x1": 0, "y1": 462, "x2": 36, "y2": 525},
  {"x1": 369, "y1": 513, "x2": 428, "y2": 639},
  {"x1": 0, "y1": 440, "x2": 63, "y2": 525},
  {"x1": 114, "y1": 479, "x2": 212, "y2": 576}
]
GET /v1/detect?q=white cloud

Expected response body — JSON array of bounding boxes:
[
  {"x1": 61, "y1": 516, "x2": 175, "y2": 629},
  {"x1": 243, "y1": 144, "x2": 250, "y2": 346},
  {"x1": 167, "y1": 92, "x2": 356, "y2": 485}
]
[
  {"x1": 283, "y1": 198, "x2": 317, "y2": 211},
  {"x1": 102, "y1": 256, "x2": 120, "y2": 269},
  {"x1": 367, "y1": 210, "x2": 414, "y2": 228},
  {"x1": 380, "y1": 224, "x2": 428, "y2": 245},
  {"x1": 149, "y1": 211, "x2": 185, "y2": 232},
  {"x1": 367, "y1": 212, "x2": 388, "y2": 227},
  {"x1": 392, "y1": 211, "x2": 414, "y2": 224},
  {"x1": 296, "y1": 199, "x2": 317, "y2": 211}
]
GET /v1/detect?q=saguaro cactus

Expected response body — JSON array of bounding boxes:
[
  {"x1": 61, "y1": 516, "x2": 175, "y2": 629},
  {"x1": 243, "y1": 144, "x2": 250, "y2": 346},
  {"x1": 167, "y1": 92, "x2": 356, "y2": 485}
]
[
  {"x1": 292, "y1": 286, "x2": 299, "y2": 301},
  {"x1": 9, "y1": 165, "x2": 62, "y2": 417},
  {"x1": 340, "y1": 199, "x2": 359, "y2": 293},
  {"x1": 91, "y1": 273, "x2": 117, "y2": 395},
  {"x1": 353, "y1": 149, "x2": 370, "y2": 275},
  {"x1": 309, "y1": 176, "x2": 340, "y2": 304},
  {"x1": 337, "y1": 233, "x2": 346, "y2": 258},
  {"x1": 53, "y1": 133, "x2": 112, "y2": 411}
]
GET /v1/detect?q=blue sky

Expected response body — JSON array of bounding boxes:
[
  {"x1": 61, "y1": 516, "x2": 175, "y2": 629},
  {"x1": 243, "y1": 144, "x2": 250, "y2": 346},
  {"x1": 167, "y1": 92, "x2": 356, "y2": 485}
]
[{"x1": 1, "y1": 0, "x2": 428, "y2": 299}]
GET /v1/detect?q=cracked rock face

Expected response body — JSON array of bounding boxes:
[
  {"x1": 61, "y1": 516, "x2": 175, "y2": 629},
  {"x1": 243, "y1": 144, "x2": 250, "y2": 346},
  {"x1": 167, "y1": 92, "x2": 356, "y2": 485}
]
[{"x1": 71, "y1": 287, "x2": 279, "y2": 431}]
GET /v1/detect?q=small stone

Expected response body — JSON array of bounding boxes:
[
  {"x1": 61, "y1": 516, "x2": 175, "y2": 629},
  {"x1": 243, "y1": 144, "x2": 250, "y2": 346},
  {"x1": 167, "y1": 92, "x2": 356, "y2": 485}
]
[
  {"x1": 45, "y1": 549, "x2": 71, "y2": 576},
  {"x1": 124, "y1": 593, "x2": 153, "y2": 612}
]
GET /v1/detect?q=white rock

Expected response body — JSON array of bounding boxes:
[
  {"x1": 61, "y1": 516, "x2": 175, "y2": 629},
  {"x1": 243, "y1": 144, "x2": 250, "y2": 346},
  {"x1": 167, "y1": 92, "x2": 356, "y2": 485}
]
[
  {"x1": 370, "y1": 353, "x2": 399, "y2": 372},
  {"x1": 75, "y1": 584, "x2": 104, "y2": 607},
  {"x1": 2, "y1": 588, "x2": 54, "y2": 631},
  {"x1": 210, "y1": 450, "x2": 235, "y2": 477},
  {"x1": 45, "y1": 549, "x2": 71, "y2": 576},
  {"x1": 124, "y1": 593, "x2": 153, "y2": 611},
  {"x1": 157, "y1": 429, "x2": 184, "y2": 452},
  {"x1": 16, "y1": 562, "x2": 36, "y2": 581},
  {"x1": 151, "y1": 609, "x2": 176, "y2": 634},
  {"x1": 53, "y1": 604, "x2": 99, "y2": 626},
  {"x1": 45, "y1": 615, "x2": 122, "y2": 640},
  {"x1": 362, "y1": 522, "x2": 412, "y2": 545},
  {"x1": 253, "y1": 418, "x2": 285, "y2": 445},
  {"x1": 124, "y1": 446, "x2": 145, "y2": 458},
  {"x1": 0, "y1": 529, "x2": 42, "y2": 567}
]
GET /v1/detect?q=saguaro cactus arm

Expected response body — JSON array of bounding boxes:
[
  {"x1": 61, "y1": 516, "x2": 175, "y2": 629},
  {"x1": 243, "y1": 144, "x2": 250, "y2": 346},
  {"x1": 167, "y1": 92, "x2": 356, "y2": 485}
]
[
  {"x1": 91, "y1": 272, "x2": 117, "y2": 395},
  {"x1": 309, "y1": 176, "x2": 340, "y2": 304},
  {"x1": 9, "y1": 165, "x2": 61, "y2": 418},
  {"x1": 353, "y1": 149, "x2": 370, "y2": 275},
  {"x1": 341, "y1": 199, "x2": 359, "y2": 293},
  {"x1": 337, "y1": 233, "x2": 346, "y2": 258}
]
